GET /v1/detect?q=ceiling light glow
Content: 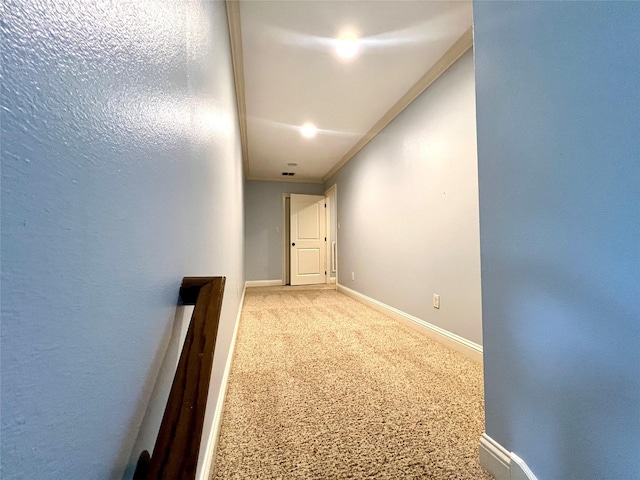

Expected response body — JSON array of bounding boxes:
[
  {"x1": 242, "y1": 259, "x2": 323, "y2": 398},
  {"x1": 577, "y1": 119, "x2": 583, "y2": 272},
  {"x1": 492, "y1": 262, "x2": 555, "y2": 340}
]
[
  {"x1": 336, "y1": 33, "x2": 359, "y2": 59},
  {"x1": 300, "y1": 123, "x2": 317, "y2": 138}
]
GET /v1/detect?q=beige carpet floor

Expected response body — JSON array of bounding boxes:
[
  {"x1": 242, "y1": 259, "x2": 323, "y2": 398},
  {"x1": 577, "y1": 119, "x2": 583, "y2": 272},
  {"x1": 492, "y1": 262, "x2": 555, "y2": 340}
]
[{"x1": 211, "y1": 287, "x2": 491, "y2": 479}]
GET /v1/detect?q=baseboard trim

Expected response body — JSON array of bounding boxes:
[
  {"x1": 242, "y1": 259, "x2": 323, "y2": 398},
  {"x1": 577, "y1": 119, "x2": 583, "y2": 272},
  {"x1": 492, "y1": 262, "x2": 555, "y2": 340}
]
[
  {"x1": 479, "y1": 433, "x2": 538, "y2": 480},
  {"x1": 510, "y1": 453, "x2": 539, "y2": 480},
  {"x1": 196, "y1": 284, "x2": 246, "y2": 480},
  {"x1": 245, "y1": 279, "x2": 282, "y2": 287},
  {"x1": 337, "y1": 284, "x2": 483, "y2": 363},
  {"x1": 479, "y1": 433, "x2": 511, "y2": 480}
]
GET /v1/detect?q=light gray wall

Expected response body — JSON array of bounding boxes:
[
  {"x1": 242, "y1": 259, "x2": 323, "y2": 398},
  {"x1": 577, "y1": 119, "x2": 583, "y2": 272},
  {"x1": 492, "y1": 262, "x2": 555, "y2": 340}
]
[
  {"x1": 1, "y1": 1, "x2": 244, "y2": 478},
  {"x1": 325, "y1": 50, "x2": 482, "y2": 345},
  {"x1": 245, "y1": 180, "x2": 324, "y2": 281},
  {"x1": 474, "y1": 2, "x2": 639, "y2": 478}
]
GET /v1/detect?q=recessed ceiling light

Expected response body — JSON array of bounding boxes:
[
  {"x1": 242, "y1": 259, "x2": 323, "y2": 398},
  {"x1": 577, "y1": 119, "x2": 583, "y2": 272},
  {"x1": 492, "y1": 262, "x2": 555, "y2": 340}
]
[
  {"x1": 300, "y1": 123, "x2": 317, "y2": 138},
  {"x1": 336, "y1": 32, "x2": 359, "y2": 59}
]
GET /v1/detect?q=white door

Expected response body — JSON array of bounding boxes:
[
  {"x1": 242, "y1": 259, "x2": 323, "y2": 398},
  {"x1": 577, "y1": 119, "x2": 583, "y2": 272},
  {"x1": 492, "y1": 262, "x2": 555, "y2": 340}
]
[{"x1": 290, "y1": 194, "x2": 326, "y2": 285}]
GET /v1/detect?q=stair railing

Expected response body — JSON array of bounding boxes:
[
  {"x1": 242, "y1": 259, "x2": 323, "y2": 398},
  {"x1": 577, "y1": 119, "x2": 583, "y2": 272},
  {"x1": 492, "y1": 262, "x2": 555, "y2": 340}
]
[{"x1": 133, "y1": 276, "x2": 226, "y2": 480}]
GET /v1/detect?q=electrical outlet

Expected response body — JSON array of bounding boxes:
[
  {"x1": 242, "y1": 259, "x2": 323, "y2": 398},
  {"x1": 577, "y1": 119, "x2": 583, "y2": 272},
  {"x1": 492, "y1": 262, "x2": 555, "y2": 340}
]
[
  {"x1": 351, "y1": 272, "x2": 355, "y2": 281},
  {"x1": 433, "y1": 294, "x2": 440, "y2": 309}
]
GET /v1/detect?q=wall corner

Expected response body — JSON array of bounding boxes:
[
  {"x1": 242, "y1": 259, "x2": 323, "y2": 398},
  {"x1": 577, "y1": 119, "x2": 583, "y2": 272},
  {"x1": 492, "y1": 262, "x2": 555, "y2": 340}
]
[{"x1": 479, "y1": 433, "x2": 538, "y2": 480}]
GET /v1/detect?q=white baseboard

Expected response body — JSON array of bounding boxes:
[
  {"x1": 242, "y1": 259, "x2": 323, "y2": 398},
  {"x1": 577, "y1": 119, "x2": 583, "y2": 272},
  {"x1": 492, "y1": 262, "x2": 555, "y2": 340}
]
[
  {"x1": 479, "y1": 433, "x2": 511, "y2": 480},
  {"x1": 196, "y1": 284, "x2": 246, "y2": 480},
  {"x1": 510, "y1": 453, "x2": 539, "y2": 480},
  {"x1": 336, "y1": 284, "x2": 483, "y2": 363},
  {"x1": 479, "y1": 433, "x2": 538, "y2": 480},
  {"x1": 245, "y1": 279, "x2": 282, "y2": 287}
]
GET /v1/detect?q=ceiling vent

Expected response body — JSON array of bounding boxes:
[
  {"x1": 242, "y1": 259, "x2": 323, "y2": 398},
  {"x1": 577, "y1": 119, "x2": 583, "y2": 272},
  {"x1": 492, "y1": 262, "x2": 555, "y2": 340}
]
[{"x1": 282, "y1": 172, "x2": 295, "y2": 176}]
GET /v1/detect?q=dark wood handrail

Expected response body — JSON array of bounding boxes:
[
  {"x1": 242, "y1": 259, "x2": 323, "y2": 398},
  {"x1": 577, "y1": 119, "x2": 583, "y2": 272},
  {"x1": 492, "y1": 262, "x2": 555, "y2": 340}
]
[{"x1": 134, "y1": 276, "x2": 226, "y2": 480}]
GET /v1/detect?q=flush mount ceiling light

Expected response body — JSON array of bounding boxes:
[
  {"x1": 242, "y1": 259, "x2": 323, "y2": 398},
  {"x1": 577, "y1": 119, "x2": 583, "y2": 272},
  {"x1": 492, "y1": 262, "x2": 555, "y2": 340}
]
[
  {"x1": 336, "y1": 32, "x2": 359, "y2": 59},
  {"x1": 300, "y1": 123, "x2": 317, "y2": 138}
]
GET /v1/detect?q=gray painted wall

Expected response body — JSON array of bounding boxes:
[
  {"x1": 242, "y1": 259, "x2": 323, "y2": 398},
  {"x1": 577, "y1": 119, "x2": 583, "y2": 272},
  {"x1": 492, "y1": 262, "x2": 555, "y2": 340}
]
[
  {"x1": 245, "y1": 180, "x2": 324, "y2": 281},
  {"x1": 474, "y1": 2, "x2": 639, "y2": 478},
  {"x1": 325, "y1": 50, "x2": 482, "y2": 345},
  {"x1": 1, "y1": 1, "x2": 244, "y2": 478}
]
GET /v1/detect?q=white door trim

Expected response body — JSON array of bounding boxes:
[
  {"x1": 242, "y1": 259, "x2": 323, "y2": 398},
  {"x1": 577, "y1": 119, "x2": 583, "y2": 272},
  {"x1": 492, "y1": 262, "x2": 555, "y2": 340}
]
[
  {"x1": 281, "y1": 193, "x2": 289, "y2": 285},
  {"x1": 324, "y1": 184, "x2": 337, "y2": 285}
]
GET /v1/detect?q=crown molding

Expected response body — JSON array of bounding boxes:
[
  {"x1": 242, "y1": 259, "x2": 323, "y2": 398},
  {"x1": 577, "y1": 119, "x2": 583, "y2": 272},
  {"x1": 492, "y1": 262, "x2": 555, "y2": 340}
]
[
  {"x1": 225, "y1": 0, "x2": 250, "y2": 178},
  {"x1": 322, "y1": 27, "x2": 473, "y2": 183}
]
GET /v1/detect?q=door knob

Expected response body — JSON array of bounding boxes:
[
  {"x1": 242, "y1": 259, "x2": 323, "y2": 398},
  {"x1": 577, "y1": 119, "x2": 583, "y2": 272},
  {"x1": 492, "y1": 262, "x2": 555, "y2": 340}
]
[{"x1": 292, "y1": 242, "x2": 296, "y2": 246}]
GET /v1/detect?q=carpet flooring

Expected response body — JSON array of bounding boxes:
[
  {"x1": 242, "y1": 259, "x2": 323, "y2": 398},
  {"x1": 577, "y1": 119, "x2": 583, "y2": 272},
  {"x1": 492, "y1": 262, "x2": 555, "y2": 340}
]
[{"x1": 211, "y1": 287, "x2": 491, "y2": 479}]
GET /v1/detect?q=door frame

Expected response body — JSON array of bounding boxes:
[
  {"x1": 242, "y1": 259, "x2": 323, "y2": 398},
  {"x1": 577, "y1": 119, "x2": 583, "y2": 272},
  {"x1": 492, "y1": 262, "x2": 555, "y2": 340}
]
[
  {"x1": 281, "y1": 193, "x2": 290, "y2": 285},
  {"x1": 282, "y1": 190, "x2": 337, "y2": 286},
  {"x1": 324, "y1": 184, "x2": 337, "y2": 285}
]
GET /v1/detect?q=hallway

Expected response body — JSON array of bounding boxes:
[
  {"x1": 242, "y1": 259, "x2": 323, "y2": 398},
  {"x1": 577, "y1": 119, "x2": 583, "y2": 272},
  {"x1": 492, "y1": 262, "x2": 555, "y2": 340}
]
[
  {"x1": 211, "y1": 287, "x2": 489, "y2": 479},
  {"x1": 3, "y1": 1, "x2": 637, "y2": 478}
]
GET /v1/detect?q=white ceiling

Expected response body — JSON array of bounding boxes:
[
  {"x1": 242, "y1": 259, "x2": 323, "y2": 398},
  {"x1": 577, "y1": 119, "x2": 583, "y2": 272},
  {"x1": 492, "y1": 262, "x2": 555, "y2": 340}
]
[{"x1": 232, "y1": 1, "x2": 473, "y2": 183}]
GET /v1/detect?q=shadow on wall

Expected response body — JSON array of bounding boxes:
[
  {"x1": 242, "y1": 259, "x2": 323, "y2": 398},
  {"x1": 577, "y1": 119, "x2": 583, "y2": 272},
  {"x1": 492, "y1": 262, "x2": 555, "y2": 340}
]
[{"x1": 121, "y1": 301, "x2": 194, "y2": 479}]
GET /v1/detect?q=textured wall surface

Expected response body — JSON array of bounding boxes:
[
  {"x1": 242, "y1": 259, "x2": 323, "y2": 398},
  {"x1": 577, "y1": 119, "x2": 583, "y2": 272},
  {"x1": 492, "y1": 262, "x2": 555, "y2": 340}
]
[
  {"x1": 325, "y1": 51, "x2": 482, "y2": 345},
  {"x1": 473, "y1": 2, "x2": 640, "y2": 478},
  {"x1": 0, "y1": 1, "x2": 244, "y2": 478},
  {"x1": 245, "y1": 180, "x2": 324, "y2": 281}
]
